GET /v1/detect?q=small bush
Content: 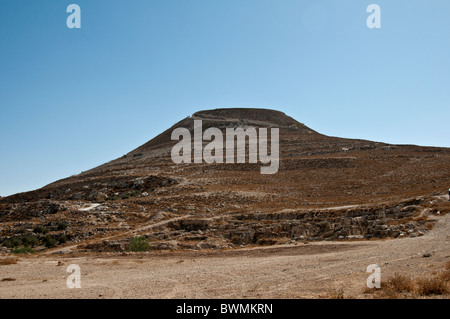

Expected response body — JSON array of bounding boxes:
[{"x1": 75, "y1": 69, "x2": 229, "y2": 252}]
[
  {"x1": 441, "y1": 261, "x2": 450, "y2": 282},
  {"x1": 440, "y1": 270, "x2": 450, "y2": 282},
  {"x1": 365, "y1": 267, "x2": 450, "y2": 298},
  {"x1": 56, "y1": 234, "x2": 68, "y2": 244},
  {"x1": 445, "y1": 261, "x2": 450, "y2": 270},
  {"x1": 33, "y1": 225, "x2": 49, "y2": 234},
  {"x1": 12, "y1": 247, "x2": 35, "y2": 254},
  {"x1": 416, "y1": 276, "x2": 448, "y2": 295},
  {"x1": 121, "y1": 191, "x2": 140, "y2": 200},
  {"x1": 57, "y1": 222, "x2": 68, "y2": 231},
  {"x1": 128, "y1": 236, "x2": 149, "y2": 252},
  {"x1": 386, "y1": 273, "x2": 415, "y2": 293},
  {"x1": 328, "y1": 288, "x2": 345, "y2": 299},
  {"x1": 2, "y1": 237, "x2": 23, "y2": 248},
  {"x1": 21, "y1": 234, "x2": 39, "y2": 248},
  {"x1": 43, "y1": 235, "x2": 58, "y2": 248},
  {"x1": 0, "y1": 258, "x2": 18, "y2": 265},
  {"x1": 318, "y1": 221, "x2": 330, "y2": 230}
]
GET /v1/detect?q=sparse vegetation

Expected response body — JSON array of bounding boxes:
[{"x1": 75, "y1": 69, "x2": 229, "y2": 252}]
[
  {"x1": 2, "y1": 237, "x2": 22, "y2": 248},
  {"x1": 121, "y1": 190, "x2": 141, "y2": 200},
  {"x1": 0, "y1": 229, "x2": 68, "y2": 251},
  {"x1": 416, "y1": 276, "x2": 448, "y2": 296},
  {"x1": 444, "y1": 261, "x2": 450, "y2": 270},
  {"x1": 441, "y1": 261, "x2": 450, "y2": 282},
  {"x1": 294, "y1": 121, "x2": 305, "y2": 128},
  {"x1": 57, "y1": 222, "x2": 68, "y2": 231},
  {"x1": 33, "y1": 225, "x2": 49, "y2": 234},
  {"x1": 12, "y1": 247, "x2": 35, "y2": 254},
  {"x1": 328, "y1": 288, "x2": 345, "y2": 299},
  {"x1": 21, "y1": 234, "x2": 39, "y2": 248},
  {"x1": 318, "y1": 221, "x2": 330, "y2": 230},
  {"x1": 0, "y1": 257, "x2": 18, "y2": 265},
  {"x1": 42, "y1": 235, "x2": 58, "y2": 248},
  {"x1": 56, "y1": 234, "x2": 68, "y2": 244},
  {"x1": 385, "y1": 273, "x2": 415, "y2": 293},
  {"x1": 128, "y1": 236, "x2": 149, "y2": 252},
  {"x1": 1, "y1": 235, "x2": 38, "y2": 253},
  {"x1": 364, "y1": 263, "x2": 450, "y2": 298}
]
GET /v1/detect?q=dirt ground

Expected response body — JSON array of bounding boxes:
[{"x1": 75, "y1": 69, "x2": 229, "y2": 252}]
[{"x1": 1, "y1": 213, "x2": 448, "y2": 299}]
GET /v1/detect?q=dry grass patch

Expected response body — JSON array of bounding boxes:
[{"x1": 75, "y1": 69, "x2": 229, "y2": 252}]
[
  {"x1": 322, "y1": 288, "x2": 346, "y2": 299},
  {"x1": 0, "y1": 257, "x2": 18, "y2": 266},
  {"x1": 416, "y1": 276, "x2": 448, "y2": 296},
  {"x1": 443, "y1": 273, "x2": 450, "y2": 281},
  {"x1": 362, "y1": 277, "x2": 412, "y2": 299},
  {"x1": 385, "y1": 273, "x2": 415, "y2": 293},
  {"x1": 441, "y1": 261, "x2": 450, "y2": 282},
  {"x1": 363, "y1": 264, "x2": 450, "y2": 298}
]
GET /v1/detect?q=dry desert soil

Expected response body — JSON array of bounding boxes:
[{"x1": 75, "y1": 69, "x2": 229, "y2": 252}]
[{"x1": 0, "y1": 209, "x2": 449, "y2": 299}]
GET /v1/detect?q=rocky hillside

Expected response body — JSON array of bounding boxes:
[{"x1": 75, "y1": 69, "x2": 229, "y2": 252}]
[{"x1": 1, "y1": 108, "x2": 449, "y2": 254}]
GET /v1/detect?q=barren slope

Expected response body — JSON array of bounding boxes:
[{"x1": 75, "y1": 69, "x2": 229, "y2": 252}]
[{"x1": 1, "y1": 108, "x2": 449, "y2": 256}]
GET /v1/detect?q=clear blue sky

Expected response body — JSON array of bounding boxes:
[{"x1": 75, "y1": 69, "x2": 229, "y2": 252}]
[{"x1": 1, "y1": 0, "x2": 449, "y2": 196}]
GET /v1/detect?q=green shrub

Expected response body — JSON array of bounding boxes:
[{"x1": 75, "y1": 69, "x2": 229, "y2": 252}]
[
  {"x1": 12, "y1": 247, "x2": 35, "y2": 254},
  {"x1": 128, "y1": 236, "x2": 149, "y2": 252},
  {"x1": 21, "y1": 234, "x2": 39, "y2": 248},
  {"x1": 57, "y1": 234, "x2": 68, "y2": 244},
  {"x1": 121, "y1": 190, "x2": 141, "y2": 200},
  {"x1": 57, "y1": 222, "x2": 68, "y2": 231},
  {"x1": 43, "y1": 235, "x2": 58, "y2": 248},
  {"x1": 3, "y1": 237, "x2": 23, "y2": 248},
  {"x1": 33, "y1": 225, "x2": 49, "y2": 234}
]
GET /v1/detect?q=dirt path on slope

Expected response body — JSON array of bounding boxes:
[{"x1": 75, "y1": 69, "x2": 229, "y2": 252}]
[{"x1": 44, "y1": 211, "x2": 236, "y2": 255}]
